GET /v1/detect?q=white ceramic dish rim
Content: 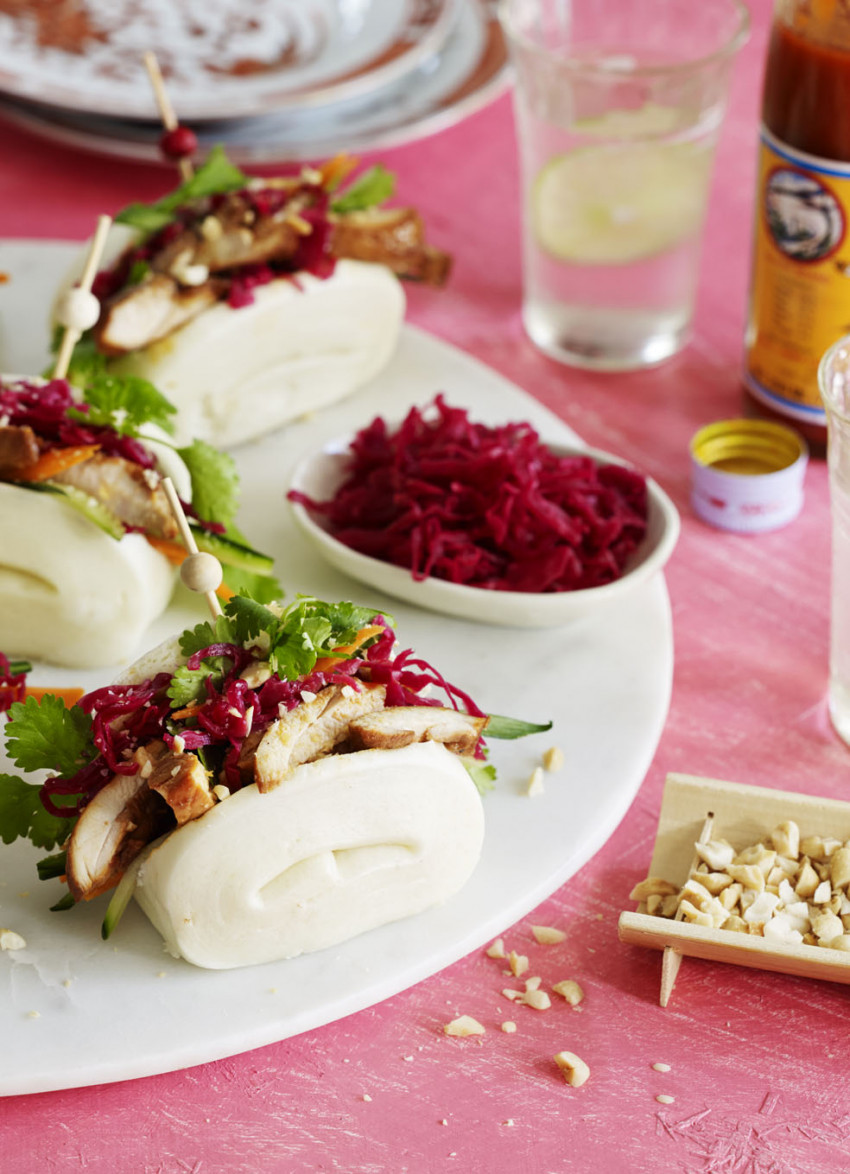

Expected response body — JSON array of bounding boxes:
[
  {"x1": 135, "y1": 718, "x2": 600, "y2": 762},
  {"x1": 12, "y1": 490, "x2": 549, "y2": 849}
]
[{"x1": 289, "y1": 436, "x2": 681, "y2": 627}]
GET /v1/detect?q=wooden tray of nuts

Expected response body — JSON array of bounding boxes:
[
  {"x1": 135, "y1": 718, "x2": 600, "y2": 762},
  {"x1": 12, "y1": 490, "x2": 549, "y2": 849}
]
[{"x1": 618, "y1": 773, "x2": 850, "y2": 1005}]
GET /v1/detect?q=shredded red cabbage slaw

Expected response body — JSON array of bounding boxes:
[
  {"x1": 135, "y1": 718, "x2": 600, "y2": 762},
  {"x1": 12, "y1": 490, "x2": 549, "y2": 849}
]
[
  {"x1": 40, "y1": 619, "x2": 484, "y2": 817},
  {"x1": 289, "y1": 397, "x2": 649, "y2": 594}
]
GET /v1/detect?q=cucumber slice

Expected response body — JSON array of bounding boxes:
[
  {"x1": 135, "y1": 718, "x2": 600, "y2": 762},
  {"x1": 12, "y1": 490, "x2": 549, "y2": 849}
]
[
  {"x1": 190, "y1": 526, "x2": 275, "y2": 575},
  {"x1": 17, "y1": 481, "x2": 125, "y2": 540},
  {"x1": 101, "y1": 864, "x2": 139, "y2": 940}
]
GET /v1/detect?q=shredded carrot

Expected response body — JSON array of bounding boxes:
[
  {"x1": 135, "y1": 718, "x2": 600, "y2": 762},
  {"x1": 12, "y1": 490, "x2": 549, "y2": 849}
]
[
  {"x1": 16, "y1": 444, "x2": 100, "y2": 482},
  {"x1": 26, "y1": 687, "x2": 85, "y2": 706},
  {"x1": 171, "y1": 702, "x2": 201, "y2": 721},
  {"x1": 217, "y1": 581, "x2": 235, "y2": 602},
  {"x1": 313, "y1": 624, "x2": 384, "y2": 673},
  {"x1": 145, "y1": 536, "x2": 186, "y2": 565},
  {"x1": 319, "y1": 152, "x2": 359, "y2": 192}
]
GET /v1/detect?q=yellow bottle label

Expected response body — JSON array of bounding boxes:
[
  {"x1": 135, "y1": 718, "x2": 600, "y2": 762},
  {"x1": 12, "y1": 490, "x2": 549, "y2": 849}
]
[{"x1": 744, "y1": 126, "x2": 850, "y2": 425}]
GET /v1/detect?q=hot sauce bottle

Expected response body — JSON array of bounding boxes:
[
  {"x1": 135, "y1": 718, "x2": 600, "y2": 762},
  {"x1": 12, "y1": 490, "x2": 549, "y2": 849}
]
[{"x1": 743, "y1": 0, "x2": 850, "y2": 450}]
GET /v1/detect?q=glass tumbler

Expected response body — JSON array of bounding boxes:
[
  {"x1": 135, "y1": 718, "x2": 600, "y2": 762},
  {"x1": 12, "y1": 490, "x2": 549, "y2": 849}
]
[
  {"x1": 498, "y1": 0, "x2": 749, "y2": 370},
  {"x1": 820, "y1": 335, "x2": 850, "y2": 745}
]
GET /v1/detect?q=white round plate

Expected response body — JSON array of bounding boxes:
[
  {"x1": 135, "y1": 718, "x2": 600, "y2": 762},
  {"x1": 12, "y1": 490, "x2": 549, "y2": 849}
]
[
  {"x1": 0, "y1": 0, "x2": 457, "y2": 120},
  {"x1": 0, "y1": 241, "x2": 673, "y2": 1095},
  {"x1": 0, "y1": 0, "x2": 507, "y2": 163},
  {"x1": 290, "y1": 434, "x2": 680, "y2": 627}
]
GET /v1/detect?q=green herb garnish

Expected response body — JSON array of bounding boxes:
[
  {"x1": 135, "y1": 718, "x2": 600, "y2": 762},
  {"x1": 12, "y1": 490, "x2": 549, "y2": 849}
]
[
  {"x1": 115, "y1": 145, "x2": 249, "y2": 236},
  {"x1": 330, "y1": 164, "x2": 396, "y2": 214}
]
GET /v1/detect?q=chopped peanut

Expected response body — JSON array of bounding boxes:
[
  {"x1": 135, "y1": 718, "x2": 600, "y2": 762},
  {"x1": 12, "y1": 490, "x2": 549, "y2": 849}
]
[
  {"x1": 444, "y1": 1016, "x2": 485, "y2": 1037},
  {"x1": 552, "y1": 980, "x2": 584, "y2": 1006},
  {"x1": 532, "y1": 925, "x2": 567, "y2": 945},
  {"x1": 554, "y1": 1051, "x2": 590, "y2": 1087},
  {"x1": 542, "y1": 746, "x2": 565, "y2": 772}
]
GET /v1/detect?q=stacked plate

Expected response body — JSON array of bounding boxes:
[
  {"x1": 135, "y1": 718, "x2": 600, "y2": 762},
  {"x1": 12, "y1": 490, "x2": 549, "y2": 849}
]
[{"x1": 0, "y1": 0, "x2": 508, "y2": 164}]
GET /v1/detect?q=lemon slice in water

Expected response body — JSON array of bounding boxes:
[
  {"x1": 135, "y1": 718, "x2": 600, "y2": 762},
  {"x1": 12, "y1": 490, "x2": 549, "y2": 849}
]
[{"x1": 532, "y1": 138, "x2": 712, "y2": 266}]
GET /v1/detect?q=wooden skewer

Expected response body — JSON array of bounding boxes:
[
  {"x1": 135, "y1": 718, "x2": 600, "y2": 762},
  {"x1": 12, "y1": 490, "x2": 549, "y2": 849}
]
[
  {"x1": 659, "y1": 810, "x2": 715, "y2": 1008},
  {"x1": 161, "y1": 477, "x2": 223, "y2": 620},
  {"x1": 53, "y1": 213, "x2": 112, "y2": 381},
  {"x1": 143, "y1": 51, "x2": 194, "y2": 182}
]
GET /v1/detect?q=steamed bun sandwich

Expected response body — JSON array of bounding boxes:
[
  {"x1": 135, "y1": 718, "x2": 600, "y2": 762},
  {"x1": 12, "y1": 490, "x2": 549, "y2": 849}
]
[
  {"x1": 58, "y1": 150, "x2": 451, "y2": 447},
  {"x1": 0, "y1": 597, "x2": 549, "y2": 969},
  {"x1": 0, "y1": 372, "x2": 278, "y2": 667}
]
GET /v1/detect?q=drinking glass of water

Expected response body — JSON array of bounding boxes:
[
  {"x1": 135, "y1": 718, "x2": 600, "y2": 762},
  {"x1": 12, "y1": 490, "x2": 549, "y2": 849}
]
[
  {"x1": 820, "y1": 337, "x2": 850, "y2": 746},
  {"x1": 498, "y1": 0, "x2": 749, "y2": 370}
]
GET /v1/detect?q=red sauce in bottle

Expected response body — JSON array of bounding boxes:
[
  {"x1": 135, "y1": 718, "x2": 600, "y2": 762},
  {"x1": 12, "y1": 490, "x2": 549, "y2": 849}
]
[{"x1": 743, "y1": 1, "x2": 850, "y2": 452}]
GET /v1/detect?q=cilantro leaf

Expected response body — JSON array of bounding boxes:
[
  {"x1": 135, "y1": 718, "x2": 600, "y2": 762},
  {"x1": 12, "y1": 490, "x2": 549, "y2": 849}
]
[
  {"x1": 225, "y1": 596, "x2": 281, "y2": 645},
  {"x1": 167, "y1": 663, "x2": 220, "y2": 708},
  {"x1": 115, "y1": 145, "x2": 249, "y2": 236},
  {"x1": 485, "y1": 715, "x2": 553, "y2": 740},
  {"x1": 177, "y1": 439, "x2": 239, "y2": 528},
  {"x1": 463, "y1": 760, "x2": 497, "y2": 796},
  {"x1": 178, "y1": 613, "x2": 237, "y2": 659},
  {"x1": 68, "y1": 371, "x2": 177, "y2": 438},
  {"x1": 331, "y1": 165, "x2": 395, "y2": 214},
  {"x1": 0, "y1": 775, "x2": 76, "y2": 850},
  {"x1": 5, "y1": 695, "x2": 95, "y2": 775},
  {"x1": 220, "y1": 564, "x2": 282, "y2": 605}
]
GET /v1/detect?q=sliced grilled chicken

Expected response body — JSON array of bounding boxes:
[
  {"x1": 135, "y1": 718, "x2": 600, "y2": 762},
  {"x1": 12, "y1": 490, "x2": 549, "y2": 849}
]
[
  {"x1": 0, "y1": 424, "x2": 39, "y2": 477},
  {"x1": 254, "y1": 683, "x2": 386, "y2": 792},
  {"x1": 348, "y1": 707, "x2": 488, "y2": 755},
  {"x1": 95, "y1": 272, "x2": 221, "y2": 356},
  {"x1": 66, "y1": 768, "x2": 173, "y2": 901},
  {"x1": 147, "y1": 743, "x2": 214, "y2": 824},
  {"x1": 329, "y1": 208, "x2": 452, "y2": 286},
  {"x1": 52, "y1": 453, "x2": 178, "y2": 539}
]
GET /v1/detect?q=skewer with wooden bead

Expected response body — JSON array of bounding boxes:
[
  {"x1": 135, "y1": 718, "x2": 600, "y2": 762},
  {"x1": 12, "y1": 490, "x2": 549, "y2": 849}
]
[
  {"x1": 143, "y1": 51, "x2": 197, "y2": 181},
  {"x1": 161, "y1": 477, "x2": 223, "y2": 620},
  {"x1": 53, "y1": 214, "x2": 112, "y2": 380}
]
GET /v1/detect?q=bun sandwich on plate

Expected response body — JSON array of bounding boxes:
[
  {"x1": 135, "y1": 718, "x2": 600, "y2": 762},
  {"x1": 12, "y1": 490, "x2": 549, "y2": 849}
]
[
  {"x1": 0, "y1": 597, "x2": 549, "y2": 969},
  {"x1": 0, "y1": 370, "x2": 278, "y2": 668},
  {"x1": 55, "y1": 150, "x2": 451, "y2": 448}
]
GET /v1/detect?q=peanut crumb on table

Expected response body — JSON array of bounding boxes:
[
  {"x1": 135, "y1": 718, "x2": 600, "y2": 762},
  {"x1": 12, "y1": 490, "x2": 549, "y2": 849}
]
[
  {"x1": 0, "y1": 929, "x2": 26, "y2": 951},
  {"x1": 444, "y1": 1015, "x2": 485, "y2": 1037},
  {"x1": 501, "y1": 1021, "x2": 517, "y2": 1033},
  {"x1": 27, "y1": 1010, "x2": 40, "y2": 1019},
  {"x1": 553, "y1": 979, "x2": 585, "y2": 1006},
  {"x1": 652, "y1": 1062, "x2": 671, "y2": 1073},
  {"x1": 362, "y1": 1094, "x2": 372, "y2": 1103},
  {"x1": 486, "y1": 937, "x2": 506, "y2": 959},
  {"x1": 532, "y1": 925, "x2": 567, "y2": 944},
  {"x1": 656, "y1": 1094, "x2": 675, "y2": 1105},
  {"x1": 554, "y1": 1051, "x2": 590, "y2": 1087}
]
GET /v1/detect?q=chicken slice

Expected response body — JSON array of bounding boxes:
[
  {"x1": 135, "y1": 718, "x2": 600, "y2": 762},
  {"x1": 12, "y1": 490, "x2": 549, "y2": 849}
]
[
  {"x1": 348, "y1": 707, "x2": 488, "y2": 756},
  {"x1": 330, "y1": 208, "x2": 452, "y2": 286},
  {"x1": 254, "y1": 683, "x2": 387, "y2": 793},
  {"x1": 147, "y1": 744, "x2": 214, "y2": 824},
  {"x1": 66, "y1": 767, "x2": 173, "y2": 901},
  {"x1": 52, "y1": 453, "x2": 178, "y2": 539},
  {"x1": 95, "y1": 272, "x2": 221, "y2": 356},
  {"x1": 0, "y1": 424, "x2": 39, "y2": 477}
]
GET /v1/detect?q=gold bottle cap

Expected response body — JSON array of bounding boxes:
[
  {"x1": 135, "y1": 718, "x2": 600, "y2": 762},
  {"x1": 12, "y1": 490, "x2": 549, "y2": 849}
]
[{"x1": 690, "y1": 419, "x2": 808, "y2": 533}]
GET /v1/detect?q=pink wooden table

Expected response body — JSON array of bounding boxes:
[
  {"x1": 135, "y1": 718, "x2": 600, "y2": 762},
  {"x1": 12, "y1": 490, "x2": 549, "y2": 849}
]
[{"x1": 4, "y1": 2, "x2": 850, "y2": 1169}]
